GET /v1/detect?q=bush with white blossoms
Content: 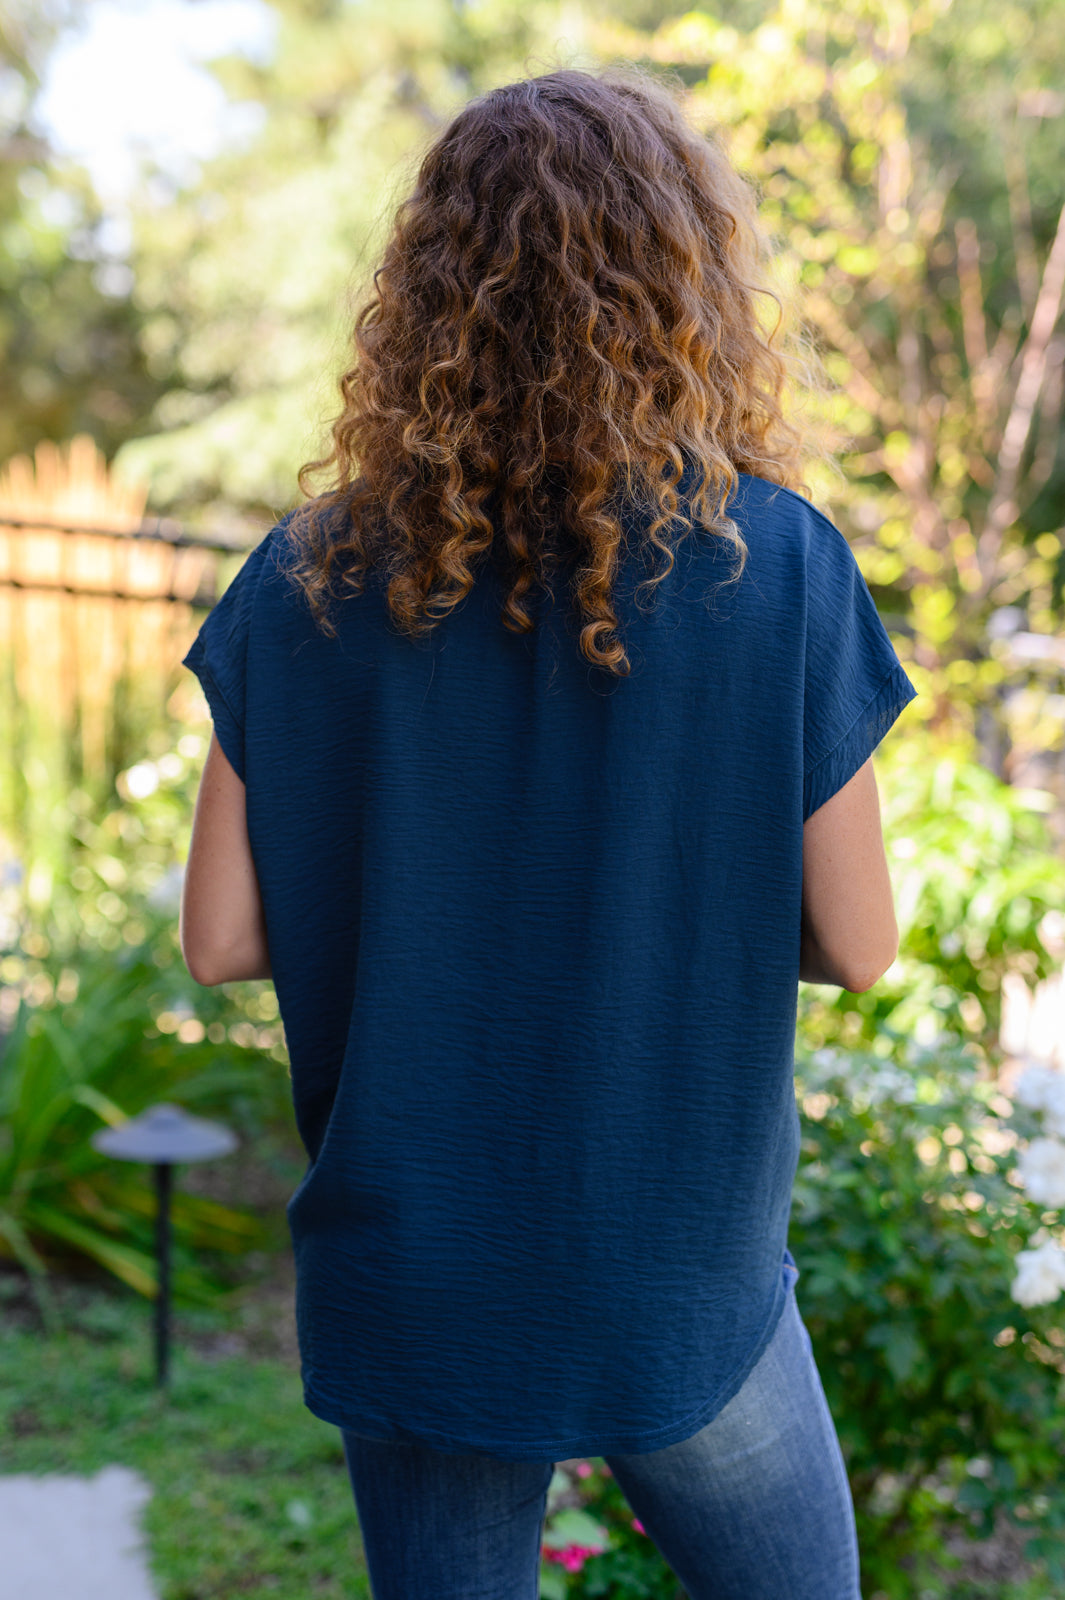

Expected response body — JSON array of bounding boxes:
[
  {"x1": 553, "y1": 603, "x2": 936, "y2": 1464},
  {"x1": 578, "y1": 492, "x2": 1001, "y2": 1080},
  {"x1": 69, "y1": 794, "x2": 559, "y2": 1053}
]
[
  {"x1": 1015, "y1": 1137, "x2": 1065, "y2": 1210},
  {"x1": 1011, "y1": 1233, "x2": 1065, "y2": 1308},
  {"x1": 1013, "y1": 1060, "x2": 1065, "y2": 1138},
  {"x1": 800, "y1": 1042, "x2": 940, "y2": 1109},
  {"x1": 1009, "y1": 1058, "x2": 1065, "y2": 1306},
  {"x1": 789, "y1": 1032, "x2": 1065, "y2": 1590}
]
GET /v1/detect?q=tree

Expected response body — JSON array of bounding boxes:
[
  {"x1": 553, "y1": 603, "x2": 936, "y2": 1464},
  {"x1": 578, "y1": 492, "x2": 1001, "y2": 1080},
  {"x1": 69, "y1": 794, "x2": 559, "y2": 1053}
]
[
  {"x1": 114, "y1": 0, "x2": 1065, "y2": 780},
  {"x1": 116, "y1": 0, "x2": 579, "y2": 517},
  {"x1": 0, "y1": 1, "x2": 166, "y2": 463},
  {"x1": 590, "y1": 0, "x2": 1065, "y2": 747}
]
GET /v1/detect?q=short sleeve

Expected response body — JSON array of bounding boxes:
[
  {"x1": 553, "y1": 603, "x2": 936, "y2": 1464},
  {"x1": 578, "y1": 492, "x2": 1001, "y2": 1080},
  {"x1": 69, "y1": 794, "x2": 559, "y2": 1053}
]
[
  {"x1": 803, "y1": 514, "x2": 917, "y2": 822},
  {"x1": 182, "y1": 520, "x2": 287, "y2": 782}
]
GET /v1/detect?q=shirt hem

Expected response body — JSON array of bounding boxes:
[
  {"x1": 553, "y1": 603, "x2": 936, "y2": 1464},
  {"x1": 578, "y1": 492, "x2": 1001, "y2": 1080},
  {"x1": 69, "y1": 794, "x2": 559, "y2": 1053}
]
[
  {"x1": 803, "y1": 660, "x2": 917, "y2": 823},
  {"x1": 298, "y1": 1273, "x2": 791, "y2": 1462}
]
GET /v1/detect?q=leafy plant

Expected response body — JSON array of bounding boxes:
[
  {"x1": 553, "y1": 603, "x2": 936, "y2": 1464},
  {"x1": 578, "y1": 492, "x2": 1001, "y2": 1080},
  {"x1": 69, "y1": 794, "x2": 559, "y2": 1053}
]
[
  {"x1": 540, "y1": 1035, "x2": 1062, "y2": 1599},
  {"x1": 787, "y1": 1037, "x2": 1064, "y2": 1596},
  {"x1": 540, "y1": 1460, "x2": 683, "y2": 1599},
  {"x1": 800, "y1": 733, "x2": 1065, "y2": 1059},
  {"x1": 0, "y1": 924, "x2": 278, "y2": 1308},
  {"x1": 0, "y1": 717, "x2": 290, "y2": 1088}
]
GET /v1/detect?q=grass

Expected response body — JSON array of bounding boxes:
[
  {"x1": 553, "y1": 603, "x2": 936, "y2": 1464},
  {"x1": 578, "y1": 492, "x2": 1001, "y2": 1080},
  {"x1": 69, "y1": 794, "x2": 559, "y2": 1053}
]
[
  {"x1": 0, "y1": 1265, "x2": 1057, "y2": 1600},
  {"x1": 0, "y1": 1277, "x2": 370, "y2": 1599}
]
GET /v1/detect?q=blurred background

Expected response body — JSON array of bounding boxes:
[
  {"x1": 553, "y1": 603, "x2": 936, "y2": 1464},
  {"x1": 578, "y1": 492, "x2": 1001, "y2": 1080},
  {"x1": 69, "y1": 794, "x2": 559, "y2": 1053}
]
[{"x1": 1, "y1": 2, "x2": 1065, "y2": 1597}]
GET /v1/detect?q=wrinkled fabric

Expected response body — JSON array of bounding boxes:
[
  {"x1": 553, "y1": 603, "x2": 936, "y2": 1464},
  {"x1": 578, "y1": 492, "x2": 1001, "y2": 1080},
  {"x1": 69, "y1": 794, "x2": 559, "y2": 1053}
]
[
  {"x1": 339, "y1": 1261, "x2": 863, "y2": 1600},
  {"x1": 183, "y1": 465, "x2": 917, "y2": 1461}
]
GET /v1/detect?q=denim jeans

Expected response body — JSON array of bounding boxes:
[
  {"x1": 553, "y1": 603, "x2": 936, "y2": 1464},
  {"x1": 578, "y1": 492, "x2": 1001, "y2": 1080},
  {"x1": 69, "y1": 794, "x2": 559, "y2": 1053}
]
[{"x1": 340, "y1": 1261, "x2": 862, "y2": 1599}]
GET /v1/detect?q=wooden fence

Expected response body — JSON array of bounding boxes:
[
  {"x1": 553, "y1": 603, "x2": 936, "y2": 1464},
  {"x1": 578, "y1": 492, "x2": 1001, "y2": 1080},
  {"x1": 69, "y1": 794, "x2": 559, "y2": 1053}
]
[{"x1": 0, "y1": 436, "x2": 243, "y2": 815}]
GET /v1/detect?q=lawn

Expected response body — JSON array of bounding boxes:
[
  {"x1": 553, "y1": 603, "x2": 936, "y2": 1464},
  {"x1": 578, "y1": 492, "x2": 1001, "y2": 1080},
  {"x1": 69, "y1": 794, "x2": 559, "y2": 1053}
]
[
  {"x1": 0, "y1": 1260, "x2": 1058, "y2": 1600},
  {"x1": 0, "y1": 1270, "x2": 370, "y2": 1600}
]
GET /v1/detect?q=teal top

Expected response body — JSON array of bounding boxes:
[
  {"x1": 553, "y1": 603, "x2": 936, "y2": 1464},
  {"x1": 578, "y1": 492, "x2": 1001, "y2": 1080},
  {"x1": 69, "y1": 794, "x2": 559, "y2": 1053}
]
[{"x1": 183, "y1": 465, "x2": 917, "y2": 1460}]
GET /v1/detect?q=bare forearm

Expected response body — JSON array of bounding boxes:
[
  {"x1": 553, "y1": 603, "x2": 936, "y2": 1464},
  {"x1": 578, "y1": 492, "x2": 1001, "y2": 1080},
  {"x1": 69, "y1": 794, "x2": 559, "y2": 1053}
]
[
  {"x1": 180, "y1": 918, "x2": 272, "y2": 985},
  {"x1": 799, "y1": 910, "x2": 852, "y2": 988},
  {"x1": 180, "y1": 867, "x2": 272, "y2": 986}
]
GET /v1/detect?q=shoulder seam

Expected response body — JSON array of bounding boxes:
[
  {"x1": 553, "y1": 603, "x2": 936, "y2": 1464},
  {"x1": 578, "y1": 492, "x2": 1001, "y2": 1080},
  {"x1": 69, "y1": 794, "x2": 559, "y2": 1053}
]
[{"x1": 738, "y1": 478, "x2": 848, "y2": 545}]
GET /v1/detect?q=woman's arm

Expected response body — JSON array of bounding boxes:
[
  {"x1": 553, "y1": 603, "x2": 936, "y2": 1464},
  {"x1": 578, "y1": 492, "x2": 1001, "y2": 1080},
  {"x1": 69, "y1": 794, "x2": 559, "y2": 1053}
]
[
  {"x1": 179, "y1": 732, "x2": 273, "y2": 987},
  {"x1": 799, "y1": 756, "x2": 899, "y2": 992}
]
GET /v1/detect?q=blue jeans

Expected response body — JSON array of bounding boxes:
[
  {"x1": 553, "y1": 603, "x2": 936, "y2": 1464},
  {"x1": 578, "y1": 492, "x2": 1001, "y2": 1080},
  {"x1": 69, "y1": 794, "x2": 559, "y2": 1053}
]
[{"x1": 340, "y1": 1263, "x2": 862, "y2": 1599}]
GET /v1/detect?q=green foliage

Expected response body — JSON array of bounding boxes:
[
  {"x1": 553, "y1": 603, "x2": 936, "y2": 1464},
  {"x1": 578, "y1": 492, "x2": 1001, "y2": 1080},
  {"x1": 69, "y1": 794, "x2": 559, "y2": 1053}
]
[
  {"x1": 0, "y1": 1299, "x2": 369, "y2": 1599},
  {"x1": 879, "y1": 747, "x2": 1065, "y2": 1046},
  {"x1": 0, "y1": 710, "x2": 287, "y2": 1071},
  {"x1": 92, "y1": 0, "x2": 1065, "y2": 798},
  {"x1": 614, "y1": 0, "x2": 1065, "y2": 773},
  {"x1": 789, "y1": 1038, "x2": 1065, "y2": 1596},
  {"x1": 0, "y1": 657, "x2": 224, "y2": 912},
  {"x1": 541, "y1": 1460, "x2": 684, "y2": 1598},
  {"x1": 0, "y1": 714, "x2": 185, "y2": 944},
  {"x1": 0, "y1": 607, "x2": 249, "y2": 953},
  {"x1": 0, "y1": 4, "x2": 169, "y2": 460},
  {"x1": 542, "y1": 1034, "x2": 1063, "y2": 1598},
  {"x1": 115, "y1": 0, "x2": 568, "y2": 516},
  {"x1": 0, "y1": 704, "x2": 297, "y2": 1304},
  {"x1": 799, "y1": 731, "x2": 1065, "y2": 1058},
  {"x1": 0, "y1": 926, "x2": 278, "y2": 1307}
]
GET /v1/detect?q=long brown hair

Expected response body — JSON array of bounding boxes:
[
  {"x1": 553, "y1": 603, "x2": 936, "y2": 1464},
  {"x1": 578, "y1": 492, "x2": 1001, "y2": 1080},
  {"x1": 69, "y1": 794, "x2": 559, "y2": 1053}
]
[{"x1": 287, "y1": 63, "x2": 808, "y2": 677}]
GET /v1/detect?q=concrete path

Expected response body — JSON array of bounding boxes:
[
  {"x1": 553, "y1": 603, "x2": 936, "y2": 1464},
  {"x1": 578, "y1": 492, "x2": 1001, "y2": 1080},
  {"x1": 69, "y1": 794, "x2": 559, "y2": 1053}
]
[{"x1": 0, "y1": 1466, "x2": 158, "y2": 1600}]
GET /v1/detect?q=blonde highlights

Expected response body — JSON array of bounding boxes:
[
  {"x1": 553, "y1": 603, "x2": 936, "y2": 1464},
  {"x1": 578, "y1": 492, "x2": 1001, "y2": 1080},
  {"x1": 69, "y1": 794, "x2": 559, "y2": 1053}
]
[{"x1": 287, "y1": 64, "x2": 809, "y2": 676}]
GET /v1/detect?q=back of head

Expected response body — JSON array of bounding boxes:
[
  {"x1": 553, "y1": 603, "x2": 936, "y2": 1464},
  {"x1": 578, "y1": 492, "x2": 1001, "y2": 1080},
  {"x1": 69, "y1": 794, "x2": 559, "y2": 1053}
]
[{"x1": 290, "y1": 65, "x2": 807, "y2": 677}]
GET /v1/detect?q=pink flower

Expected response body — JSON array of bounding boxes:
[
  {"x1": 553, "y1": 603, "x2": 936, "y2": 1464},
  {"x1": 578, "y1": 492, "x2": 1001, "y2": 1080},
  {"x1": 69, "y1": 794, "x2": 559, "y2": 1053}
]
[
  {"x1": 632, "y1": 1518, "x2": 646, "y2": 1535},
  {"x1": 576, "y1": 1462, "x2": 593, "y2": 1478},
  {"x1": 543, "y1": 1543, "x2": 602, "y2": 1573}
]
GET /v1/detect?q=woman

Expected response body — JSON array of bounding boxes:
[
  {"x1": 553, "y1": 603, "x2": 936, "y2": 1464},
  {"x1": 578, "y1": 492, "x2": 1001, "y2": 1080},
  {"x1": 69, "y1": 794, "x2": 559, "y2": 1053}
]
[{"x1": 180, "y1": 64, "x2": 916, "y2": 1600}]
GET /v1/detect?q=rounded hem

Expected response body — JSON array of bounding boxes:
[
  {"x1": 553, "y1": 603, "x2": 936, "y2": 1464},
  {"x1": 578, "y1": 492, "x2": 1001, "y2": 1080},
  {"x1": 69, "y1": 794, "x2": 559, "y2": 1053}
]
[{"x1": 298, "y1": 1269, "x2": 792, "y2": 1462}]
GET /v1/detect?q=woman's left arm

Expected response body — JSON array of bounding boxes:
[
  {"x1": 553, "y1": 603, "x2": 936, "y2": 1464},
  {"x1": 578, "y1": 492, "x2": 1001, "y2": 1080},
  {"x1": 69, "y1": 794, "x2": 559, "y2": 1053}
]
[{"x1": 180, "y1": 732, "x2": 273, "y2": 986}]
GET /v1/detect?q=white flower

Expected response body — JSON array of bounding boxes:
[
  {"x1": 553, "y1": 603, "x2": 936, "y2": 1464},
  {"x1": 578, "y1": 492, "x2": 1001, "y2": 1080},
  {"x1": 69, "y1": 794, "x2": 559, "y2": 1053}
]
[
  {"x1": 866, "y1": 1064, "x2": 918, "y2": 1105},
  {"x1": 1013, "y1": 1062, "x2": 1064, "y2": 1113},
  {"x1": 1010, "y1": 1239, "x2": 1065, "y2": 1307},
  {"x1": 1016, "y1": 1136, "x2": 1065, "y2": 1209},
  {"x1": 1040, "y1": 1077, "x2": 1065, "y2": 1140}
]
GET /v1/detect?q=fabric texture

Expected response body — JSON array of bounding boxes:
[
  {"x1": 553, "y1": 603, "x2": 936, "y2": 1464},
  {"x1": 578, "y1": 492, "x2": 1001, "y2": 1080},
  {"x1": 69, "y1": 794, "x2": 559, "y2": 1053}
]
[
  {"x1": 182, "y1": 463, "x2": 918, "y2": 1461},
  {"x1": 340, "y1": 1257, "x2": 863, "y2": 1600}
]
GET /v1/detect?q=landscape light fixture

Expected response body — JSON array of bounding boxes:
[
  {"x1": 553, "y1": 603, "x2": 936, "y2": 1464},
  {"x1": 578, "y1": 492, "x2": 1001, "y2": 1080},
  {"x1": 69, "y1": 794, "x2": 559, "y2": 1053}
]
[{"x1": 91, "y1": 1103, "x2": 237, "y2": 1387}]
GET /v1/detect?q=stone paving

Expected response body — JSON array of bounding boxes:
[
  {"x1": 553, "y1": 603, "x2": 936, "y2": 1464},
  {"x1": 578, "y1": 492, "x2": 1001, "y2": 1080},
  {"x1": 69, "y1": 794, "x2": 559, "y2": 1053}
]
[{"x1": 0, "y1": 1465, "x2": 157, "y2": 1600}]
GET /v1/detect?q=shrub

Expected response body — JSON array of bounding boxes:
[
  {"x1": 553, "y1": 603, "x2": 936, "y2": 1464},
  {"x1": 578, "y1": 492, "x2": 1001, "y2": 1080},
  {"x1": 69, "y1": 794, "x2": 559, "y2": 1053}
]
[
  {"x1": 0, "y1": 922, "x2": 279, "y2": 1309},
  {"x1": 789, "y1": 1037, "x2": 1065, "y2": 1595},
  {"x1": 799, "y1": 737, "x2": 1065, "y2": 1059},
  {"x1": 541, "y1": 1036, "x2": 1064, "y2": 1598}
]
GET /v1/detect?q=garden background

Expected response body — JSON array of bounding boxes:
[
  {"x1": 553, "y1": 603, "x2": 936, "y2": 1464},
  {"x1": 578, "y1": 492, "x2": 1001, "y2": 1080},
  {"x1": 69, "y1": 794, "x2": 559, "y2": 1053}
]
[{"x1": 2, "y1": 0, "x2": 1065, "y2": 1596}]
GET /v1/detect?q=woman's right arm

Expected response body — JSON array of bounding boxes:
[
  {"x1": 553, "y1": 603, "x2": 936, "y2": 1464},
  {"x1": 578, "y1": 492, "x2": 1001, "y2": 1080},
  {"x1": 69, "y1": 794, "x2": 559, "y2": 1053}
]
[{"x1": 799, "y1": 757, "x2": 900, "y2": 993}]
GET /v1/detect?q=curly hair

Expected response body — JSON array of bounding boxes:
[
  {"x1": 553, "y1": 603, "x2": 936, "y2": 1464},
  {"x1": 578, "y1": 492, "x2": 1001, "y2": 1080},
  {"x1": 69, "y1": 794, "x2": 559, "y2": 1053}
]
[{"x1": 286, "y1": 63, "x2": 810, "y2": 677}]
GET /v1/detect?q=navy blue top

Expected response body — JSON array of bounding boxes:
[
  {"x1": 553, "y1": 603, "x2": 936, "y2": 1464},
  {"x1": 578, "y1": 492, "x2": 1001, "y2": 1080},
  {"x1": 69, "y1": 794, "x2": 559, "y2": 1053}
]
[{"x1": 183, "y1": 466, "x2": 917, "y2": 1460}]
